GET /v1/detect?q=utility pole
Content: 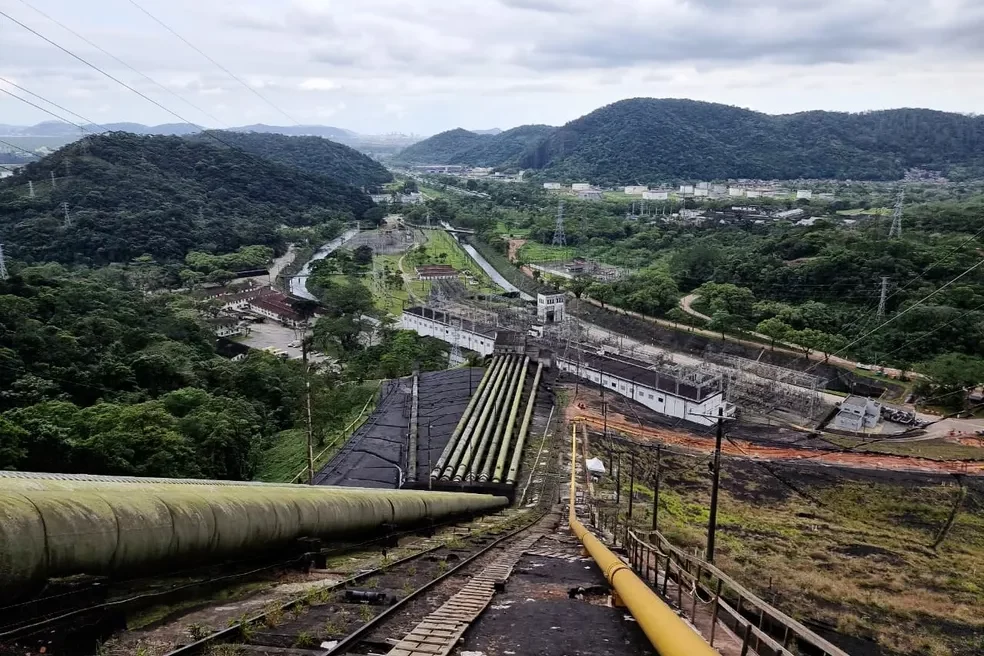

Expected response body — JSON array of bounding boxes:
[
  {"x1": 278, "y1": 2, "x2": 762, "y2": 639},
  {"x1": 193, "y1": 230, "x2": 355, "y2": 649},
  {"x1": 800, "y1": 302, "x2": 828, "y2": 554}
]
[
  {"x1": 651, "y1": 444, "x2": 662, "y2": 531},
  {"x1": 878, "y1": 276, "x2": 889, "y2": 317},
  {"x1": 61, "y1": 202, "x2": 71, "y2": 227},
  {"x1": 627, "y1": 453, "x2": 635, "y2": 520},
  {"x1": 615, "y1": 453, "x2": 621, "y2": 505},
  {"x1": 706, "y1": 407, "x2": 725, "y2": 563},
  {"x1": 302, "y1": 337, "x2": 315, "y2": 485},
  {"x1": 0, "y1": 243, "x2": 8, "y2": 281},
  {"x1": 28, "y1": 180, "x2": 34, "y2": 198}
]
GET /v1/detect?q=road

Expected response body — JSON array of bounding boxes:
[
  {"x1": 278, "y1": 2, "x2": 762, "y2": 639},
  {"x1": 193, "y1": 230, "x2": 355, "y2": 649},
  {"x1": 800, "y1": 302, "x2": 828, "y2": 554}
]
[{"x1": 289, "y1": 228, "x2": 359, "y2": 299}]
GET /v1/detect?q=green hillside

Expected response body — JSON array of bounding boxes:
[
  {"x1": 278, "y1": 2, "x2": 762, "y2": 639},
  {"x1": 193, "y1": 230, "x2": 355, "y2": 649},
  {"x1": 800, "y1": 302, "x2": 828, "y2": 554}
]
[
  {"x1": 520, "y1": 99, "x2": 984, "y2": 183},
  {"x1": 393, "y1": 125, "x2": 555, "y2": 166},
  {"x1": 0, "y1": 133, "x2": 374, "y2": 266}
]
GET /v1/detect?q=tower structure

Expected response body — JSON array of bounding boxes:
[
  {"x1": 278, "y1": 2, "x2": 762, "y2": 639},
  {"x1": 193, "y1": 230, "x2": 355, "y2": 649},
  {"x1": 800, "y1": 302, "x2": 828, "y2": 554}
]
[
  {"x1": 889, "y1": 187, "x2": 905, "y2": 238},
  {"x1": 28, "y1": 180, "x2": 35, "y2": 198},
  {"x1": 62, "y1": 202, "x2": 72, "y2": 227},
  {"x1": 551, "y1": 200, "x2": 566, "y2": 247},
  {"x1": 878, "y1": 276, "x2": 889, "y2": 317},
  {"x1": 0, "y1": 243, "x2": 7, "y2": 281},
  {"x1": 449, "y1": 318, "x2": 462, "y2": 367}
]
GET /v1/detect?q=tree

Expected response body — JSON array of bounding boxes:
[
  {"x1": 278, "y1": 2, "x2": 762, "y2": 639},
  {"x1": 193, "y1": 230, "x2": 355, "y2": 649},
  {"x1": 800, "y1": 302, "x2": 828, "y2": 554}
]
[
  {"x1": 402, "y1": 179, "x2": 419, "y2": 193},
  {"x1": 757, "y1": 318, "x2": 792, "y2": 350},
  {"x1": 709, "y1": 311, "x2": 735, "y2": 340},
  {"x1": 564, "y1": 275, "x2": 592, "y2": 299},
  {"x1": 916, "y1": 353, "x2": 984, "y2": 410},
  {"x1": 352, "y1": 245, "x2": 374, "y2": 266}
]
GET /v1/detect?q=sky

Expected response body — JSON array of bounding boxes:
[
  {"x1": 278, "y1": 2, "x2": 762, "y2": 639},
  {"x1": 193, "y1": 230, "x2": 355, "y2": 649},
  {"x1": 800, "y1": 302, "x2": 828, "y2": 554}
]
[{"x1": 2, "y1": 0, "x2": 983, "y2": 135}]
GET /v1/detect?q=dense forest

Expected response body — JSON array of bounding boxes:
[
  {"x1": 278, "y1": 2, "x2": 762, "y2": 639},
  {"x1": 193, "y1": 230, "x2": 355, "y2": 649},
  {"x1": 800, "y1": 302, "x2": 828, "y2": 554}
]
[
  {"x1": 0, "y1": 133, "x2": 375, "y2": 266},
  {"x1": 521, "y1": 100, "x2": 984, "y2": 183},
  {"x1": 0, "y1": 265, "x2": 314, "y2": 478},
  {"x1": 201, "y1": 131, "x2": 392, "y2": 188},
  {"x1": 395, "y1": 99, "x2": 984, "y2": 183},
  {"x1": 393, "y1": 125, "x2": 555, "y2": 166}
]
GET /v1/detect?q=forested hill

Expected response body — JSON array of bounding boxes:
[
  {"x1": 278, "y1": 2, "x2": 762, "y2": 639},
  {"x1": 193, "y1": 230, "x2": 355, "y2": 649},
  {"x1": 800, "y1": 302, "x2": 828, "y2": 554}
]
[
  {"x1": 393, "y1": 125, "x2": 555, "y2": 166},
  {"x1": 0, "y1": 133, "x2": 374, "y2": 266},
  {"x1": 520, "y1": 99, "x2": 984, "y2": 183},
  {"x1": 203, "y1": 132, "x2": 392, "y2": 188}
]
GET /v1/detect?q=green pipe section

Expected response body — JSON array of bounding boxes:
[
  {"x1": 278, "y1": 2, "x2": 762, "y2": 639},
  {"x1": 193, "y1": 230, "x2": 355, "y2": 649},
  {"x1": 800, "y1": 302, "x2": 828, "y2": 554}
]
[
  {"x1": 441, "y1": 356, "x2": 509, "y2": 480},
  {"x1": 490, "y1": 356, "x2": 530, "y2": 483},
  {"x1": 430, "y1": 357, "x2": 500, "y2": 479},
  {"x1": 505, "y1": 361, "x2": 543, "y2": 485},
  {"x1": 0, "y1": 481, "x2": 508, "y2": 595},
  {"x1": 465, "y1": 357, "x2": 520, "y2": 482},
  {"x1": 478, "y1": 356, "x2": 528, "y2": 482}
]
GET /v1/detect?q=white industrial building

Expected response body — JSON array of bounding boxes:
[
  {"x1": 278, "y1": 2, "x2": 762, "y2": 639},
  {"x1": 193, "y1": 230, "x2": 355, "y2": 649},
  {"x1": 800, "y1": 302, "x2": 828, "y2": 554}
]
[
  {"x1": 643, "y1": 190, "x2": 670, "y2": 200},
  {"x1": 571, "y1": 182, "x2": 592, "y2": 191},
  {"x1": 712, "y1": 184, "x2": 727, "y2": 195},
  {"x1": 401, "y1": 306, "x2": 497, "y2": 355},
  {"x1": 745, "y1": 190, "x2": 762, "y2": 198},
  {"x1": 556, "y1": 349, "x2": 734, "y2": 427},
  {"x1": 543, "y1": 182, "x2": 562, "y2": 190},
  {"x1": 537, "y1": 293, "x2": 566, "y2": 323},
  {"x1": 679, "y1": 184, "x2": 695, "y2": 195},
  {"x1": 624, "y1": 185, "x2": 649, "y2": 195},
  {"x1": 831, "y1": 396, "x2": 881, "y2": 432},
  {"x1": 694, "y1": 188, "x2": 709, "y2": 197},
  {"x1": 577, "y1": 189, "x2": 603, "y2": 201},
  {"x1": 796, "y1": 190, "x2": 813, "y2": 199},
  {"x1": 774, "y1": 208, "x2": 806, "y2": 220},
  {"x1": 728, "y1": 187, "x2": 744, "y2": 197}
]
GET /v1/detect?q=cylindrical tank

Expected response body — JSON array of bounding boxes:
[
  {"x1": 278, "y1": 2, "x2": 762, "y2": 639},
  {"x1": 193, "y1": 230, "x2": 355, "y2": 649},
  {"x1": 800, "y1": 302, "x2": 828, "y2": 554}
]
[{"x1": 0, "y1": 477, "x2": 507, "y2": 595}]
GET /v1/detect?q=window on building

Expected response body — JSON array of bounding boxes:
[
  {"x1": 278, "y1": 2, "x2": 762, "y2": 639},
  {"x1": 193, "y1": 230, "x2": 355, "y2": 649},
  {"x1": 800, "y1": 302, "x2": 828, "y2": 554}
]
[
  {"x1": 648, "y1": 393, "x2": 654, "y2": 399},
  {"x1": 658, "y1": 397, "x2": 664, "y2": 403}
]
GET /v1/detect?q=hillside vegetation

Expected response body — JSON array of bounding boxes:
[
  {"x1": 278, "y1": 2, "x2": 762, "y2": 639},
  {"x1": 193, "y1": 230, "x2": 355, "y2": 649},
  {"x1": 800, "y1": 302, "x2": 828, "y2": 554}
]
[
  {"x1": 393, "y1": 125, "x2": 555, "y2": 166},
  {"x1": 521, "y1": 99, "x2": 984, "y2": 183},
  {"x1": 0, "y1": 133, "x2": 374, "y2": 266},
  {"x1": 204, "y1": 131, "x2": 392, "y2": 187}
]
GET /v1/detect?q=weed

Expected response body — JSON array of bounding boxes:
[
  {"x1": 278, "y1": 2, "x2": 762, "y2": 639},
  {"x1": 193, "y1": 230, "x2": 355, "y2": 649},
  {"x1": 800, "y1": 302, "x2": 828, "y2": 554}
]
[
  {"x1": 263, "y1": 605, "x2": 284, "y2": 627},
  {"x1": 324, "y1": 617, "x2": 343, "y2": 635},
  {"x1": 406, "y1": 564, "x2": 417, "y2": 577},
  {"x1": 187, "y1": 622, "x2": 212, "y2": 641},
  {"x1": 363, "y1": 577, "x2": 379, "y2": 589},
  {"x1": 437, "y1": 560, "x2": 449, "y2": 574},
  {"x1": 294, "y1": 631, "x2": 315, "y2": 648},
  {"x1": 359, "y1": 604, "x2": 374, "y2": 622}
]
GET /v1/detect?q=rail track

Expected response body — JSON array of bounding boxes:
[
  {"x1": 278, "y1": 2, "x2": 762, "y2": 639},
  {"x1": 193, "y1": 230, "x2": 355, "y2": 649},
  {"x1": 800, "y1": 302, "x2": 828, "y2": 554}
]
[{"x1": 162, "y1": 504, "x2": 555, "y2": 655}]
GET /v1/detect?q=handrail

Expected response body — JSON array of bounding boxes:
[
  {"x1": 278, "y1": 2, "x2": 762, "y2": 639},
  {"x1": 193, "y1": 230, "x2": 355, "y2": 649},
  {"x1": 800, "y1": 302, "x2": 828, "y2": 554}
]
[
  {"x1": 568, "y1": 423, "x2": 718, "y2": 656},
  {"x1": 626, "y1": 529, "x2": 849, "y2": 656}
]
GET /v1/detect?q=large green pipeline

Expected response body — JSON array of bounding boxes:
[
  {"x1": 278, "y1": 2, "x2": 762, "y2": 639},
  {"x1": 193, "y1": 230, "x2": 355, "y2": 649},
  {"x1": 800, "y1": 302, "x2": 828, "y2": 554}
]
[
  {"x1": 442, "y1": 356, "x2": 512, "y2": 480},
  {"x1": 504, "y1": 361, "x2": 543, "y2": 485},
  {"x1": 490, "y1": 357, "x2": 531, "y2": 483},
  {"x1": 475, "y1": 356, "x2": 527, "y2": 482},
  {"x1": 567, "y1": 424, "x2": 718, "y2": 656},
  {"x1": 463, "y1": 357, "x2": 520, "y2": 482},
  {"x1": 430, "y1": 357, "x2": 500, "y2": 479},
  {"x1": 0, "y1": 478, "x2": 507, "y2": 595}
]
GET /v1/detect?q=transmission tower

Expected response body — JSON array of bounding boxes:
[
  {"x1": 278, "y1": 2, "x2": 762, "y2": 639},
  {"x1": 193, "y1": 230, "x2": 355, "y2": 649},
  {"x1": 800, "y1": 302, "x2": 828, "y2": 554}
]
[
  {"x1": 61, "y1": 202, "x2": 72, "y2": 227},
  {"x1": 0, "y1": 243, "x2": 7, "y2": 281},
  {"x1": 878, "y1": 276, "x2": 889, "y2": 317},
  {"x1": 449, "y1": 318, "x2": 462, "y2": 368},
  {"x1": 426, "y1": 209, "x2": 432, "y2": 229},
  {"x1": 889, "y1": 187, "x2": 905, "y2": 238},
  {"x1": 551, "y1": 200, "x2": 566, "y2": 246},
  {"x1": 28, "y1": 180, "x2": 34, "y2": 198},
  {"x1": 50, "y1": 171, "x2": 56, "y2": 189}
]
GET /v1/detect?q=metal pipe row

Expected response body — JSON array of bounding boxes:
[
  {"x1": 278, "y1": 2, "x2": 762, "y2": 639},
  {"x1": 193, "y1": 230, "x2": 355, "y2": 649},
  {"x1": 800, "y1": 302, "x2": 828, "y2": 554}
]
[
  {"x1": 442, "y1": 356, "x2": 510, "y2": 480},
  {"x1": 567, "y1": 423, "x2": 718, "y2": 656},
  {"x1": 480, "y1": 356, "x2": 530, "y2": 482},
  {"x1": 430, "y1": 356, "x2": 501, "y2": 479},
  {"x1": 448, "y1": 356, "x2": 515, "y2": 481},
  {"x1": 503, "y1": 361, "x2": 543, "y2": 485}
]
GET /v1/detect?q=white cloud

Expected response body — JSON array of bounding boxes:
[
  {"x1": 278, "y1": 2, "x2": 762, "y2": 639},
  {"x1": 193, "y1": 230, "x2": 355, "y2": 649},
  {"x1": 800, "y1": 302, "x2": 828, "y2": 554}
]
[{"x1": 0, "y1": 0, "x2": 979, "y2": 133}]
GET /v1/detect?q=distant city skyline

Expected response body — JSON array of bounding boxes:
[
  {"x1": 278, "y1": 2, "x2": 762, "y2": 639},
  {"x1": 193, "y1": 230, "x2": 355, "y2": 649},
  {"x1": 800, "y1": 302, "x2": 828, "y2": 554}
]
[{"x1": 2, "y1": 0, "x2": 982, "y2": 135}]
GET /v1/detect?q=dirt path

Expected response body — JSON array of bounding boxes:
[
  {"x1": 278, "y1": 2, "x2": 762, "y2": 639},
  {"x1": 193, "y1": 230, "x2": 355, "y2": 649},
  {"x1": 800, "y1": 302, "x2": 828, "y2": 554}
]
[
  {"x1": 506, "y1": 238, "x2": 527, "y2": 262},
  {"x1": 564, "y1": 388, "x2": 984, "y2": 476}
]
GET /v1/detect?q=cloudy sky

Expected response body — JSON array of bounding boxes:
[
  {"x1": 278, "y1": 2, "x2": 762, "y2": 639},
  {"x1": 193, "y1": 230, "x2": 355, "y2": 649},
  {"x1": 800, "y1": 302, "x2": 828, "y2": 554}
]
[{"x1": 2, "y1": 0, "x2": 983, "y2": 135}]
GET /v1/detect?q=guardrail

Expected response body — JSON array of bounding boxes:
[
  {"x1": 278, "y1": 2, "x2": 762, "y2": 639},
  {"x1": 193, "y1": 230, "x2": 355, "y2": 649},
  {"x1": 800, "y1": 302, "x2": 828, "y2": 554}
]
[{"x1": 590, "y1": 503, "x2": 849, "y2": 656}]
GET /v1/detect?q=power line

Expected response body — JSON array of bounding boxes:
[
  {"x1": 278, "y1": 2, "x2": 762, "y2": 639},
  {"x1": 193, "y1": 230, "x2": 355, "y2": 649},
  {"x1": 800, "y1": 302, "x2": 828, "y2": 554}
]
[
  {"x1": 0, "y1": 86, "x2": 99, "y2": 134},
  {"x1": 0, "y1": 75, "x2": 104, "y2": 131},
  {"x1": 126, "y1": 0, "x2": 302, "y2": 126},
  {"x1": 15, "y1": 0, "x2": 227, "y2": 128},
  {"x1": 804, "y1": 255, "x2": 984, "y2": 374}
]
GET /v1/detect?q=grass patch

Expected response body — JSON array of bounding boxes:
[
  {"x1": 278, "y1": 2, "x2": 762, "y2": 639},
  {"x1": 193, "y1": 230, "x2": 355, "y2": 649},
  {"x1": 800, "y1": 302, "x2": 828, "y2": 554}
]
[
  {"x1": 495, "y1": 220, "x2": 530, "y2": 237},
  {"x1": 517, "y1": 241, "x2": 578, "y2": 263},
  {"x1": 823, "y1": 436, "x2": 984, "y2": 461},
  {"x1": 602, "y1": 451, "x2": 984, "y2": 656}
]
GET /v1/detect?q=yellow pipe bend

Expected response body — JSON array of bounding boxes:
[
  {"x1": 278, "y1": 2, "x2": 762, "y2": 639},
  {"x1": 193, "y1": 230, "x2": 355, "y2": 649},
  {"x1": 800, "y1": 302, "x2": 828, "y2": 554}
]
[{"x1": 568, "y1": 423, "x2": 718, "y2": 656}]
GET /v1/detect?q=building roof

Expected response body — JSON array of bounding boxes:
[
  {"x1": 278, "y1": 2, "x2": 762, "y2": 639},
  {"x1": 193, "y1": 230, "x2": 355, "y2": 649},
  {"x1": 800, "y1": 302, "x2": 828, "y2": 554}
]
[
  {"x1": 251, "y1": 297, "x2": 304, "y2": 322},
  {"x1": 206, "y1": 317, "x2": 239, "y2": 327},
  {"x1": 416, "y1": 264, "x2": 459, "y2": 278},
  {"x1": 561, "y1": 349, "x2": 722, "y2": 403},
  {"x1": 403, "y1": 306, "x2": 497, "y2": 338},
  {"x1": 840, "y1": 395, "x2": 877, "y2": 411},
  {"x1": 494, "y1": 330, "x2": 525, "y2": 346}
]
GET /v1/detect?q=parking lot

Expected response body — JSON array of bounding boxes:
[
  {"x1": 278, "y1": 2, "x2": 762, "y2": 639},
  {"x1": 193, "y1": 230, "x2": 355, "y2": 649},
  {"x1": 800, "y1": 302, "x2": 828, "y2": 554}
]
[{"x1": 239, "y1": 320, "x2": 305, "y2": 360}]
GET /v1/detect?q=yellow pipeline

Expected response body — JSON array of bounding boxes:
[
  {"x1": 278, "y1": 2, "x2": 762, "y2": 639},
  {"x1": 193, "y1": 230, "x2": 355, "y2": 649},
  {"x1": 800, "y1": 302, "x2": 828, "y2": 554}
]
[{"x1": 567, "y1": 424, "x2": 718, "y2": 656}]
